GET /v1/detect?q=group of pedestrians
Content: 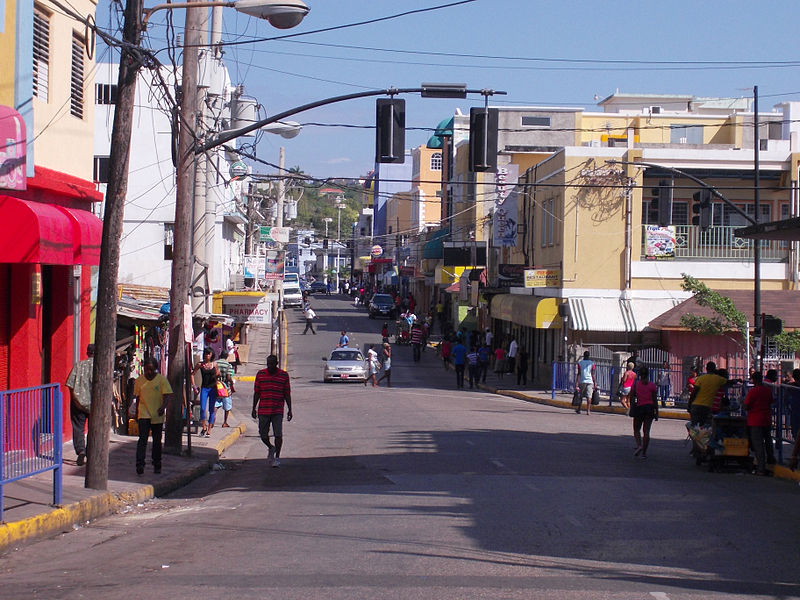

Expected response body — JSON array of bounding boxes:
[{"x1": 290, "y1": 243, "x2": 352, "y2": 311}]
[{"x1": 441, "y1": 331, "x2": 529, "y2": 390}]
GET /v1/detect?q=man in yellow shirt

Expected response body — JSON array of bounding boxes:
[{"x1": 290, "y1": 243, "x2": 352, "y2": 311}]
[
  {"x1": 689, "y1": 361, "x2": 727, "y2": 426},
  {"x1": 133, "y1": 357, "x2": 173, "y2": 475}
]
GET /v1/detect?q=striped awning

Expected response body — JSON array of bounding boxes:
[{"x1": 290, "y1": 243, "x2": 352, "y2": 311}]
[{"x1": 567, "y1": 298, "x2": 680, "y2": 332}]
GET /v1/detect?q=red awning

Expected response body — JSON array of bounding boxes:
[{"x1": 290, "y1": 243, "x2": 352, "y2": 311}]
[
  {"x1": 0, "y1": 196, "x2": 97, "y2": 265},
  {"x1": 56, "y1": 206, "x2": 102, "y2": 265},
  {"x1": 445, "y1": 280, "x2": 461, "y2": 293}
]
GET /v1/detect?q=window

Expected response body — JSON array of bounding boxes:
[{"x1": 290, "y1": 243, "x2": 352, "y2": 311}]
[
  {"x1": 521, "y1": 116, "x2": 551, "y2": 128},
  {"x1": 164, "y1": 223, "x2": 174, "y2": 260},
  {"x1": 95, "y1": 83, "x2": 117, "y2": 105},
  {"x1": 388, "y1": 226, "x2": 393, "y2": 234},
  {"x1": 669, "y1": 125, "x2": 703, "y2": 144},
  {"x1": 70, "y1": 35, "x2": 85, "y2": 118},
  {"x1": 541, "y1": 198, "x2": 555, "y2": 247},
  {"x1": 93, "y1": 156, "x2": 110, "y2": 183},
  {"x1": 430, "y1": 152, "x2": 442, "y2": 171},
  {"x1": 33, "y1": 10, "x2": 50, "y2": 101}
]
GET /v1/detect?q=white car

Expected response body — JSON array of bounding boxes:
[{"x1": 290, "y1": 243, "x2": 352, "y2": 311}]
[
  {"x1": 322, "y1": 348, "x2": 367, "y2": 383},
  {"x1": 283, "y1": 283, "x2": 303, "y2": 308}
]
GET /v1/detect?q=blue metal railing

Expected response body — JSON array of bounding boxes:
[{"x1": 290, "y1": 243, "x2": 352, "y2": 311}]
[
  {"x1": 0, "y1": 384, "x2": 63, "y2": 522},
  {"x1": 551, "y1": 362, "x2": 615, "y2": 403}
]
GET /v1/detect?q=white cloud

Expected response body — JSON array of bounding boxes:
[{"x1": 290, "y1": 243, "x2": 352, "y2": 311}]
[{"x1": 324, "y1": 157, "x2": 352, "y2": 165}]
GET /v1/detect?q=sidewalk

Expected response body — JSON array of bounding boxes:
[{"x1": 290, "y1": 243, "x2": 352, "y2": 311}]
[{"x1": 0, "y1": 324, "x2": 272, "y2": 553}]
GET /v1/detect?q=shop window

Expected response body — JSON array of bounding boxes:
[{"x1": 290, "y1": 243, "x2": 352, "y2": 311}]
[
  {"x1": 95, "y1": 83, "x2": 117, "y2": 105},
  {"x1": 430, "y1": 152, "x2": 442, "y2": 171},
  {"x1": 93, "y1": 156, "x2": 110, "y2": 183}
]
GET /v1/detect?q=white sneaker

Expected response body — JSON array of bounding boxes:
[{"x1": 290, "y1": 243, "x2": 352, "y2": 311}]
[{"x1": 272, "y1": 457, "x2": 281, "y2": 468}]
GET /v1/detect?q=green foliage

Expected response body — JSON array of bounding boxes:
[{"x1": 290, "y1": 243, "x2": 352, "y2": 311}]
[
  {"x1": 293, "y1": 179, "x2": 360, "y2": 237},
  {"x1": 679, "y1": 274, "x2": 748, "y2": 340},
  {"x1": 773, "y1": 329, "x2": 800, "y2": 353}
]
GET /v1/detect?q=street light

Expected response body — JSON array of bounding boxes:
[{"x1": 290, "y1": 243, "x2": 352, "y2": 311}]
[
  {"x1": 335, "y1": 196, "x2": 345, "y2": 292},
  {"x1": 142, "y1": 0, "x2": 309, "y2": 27}
]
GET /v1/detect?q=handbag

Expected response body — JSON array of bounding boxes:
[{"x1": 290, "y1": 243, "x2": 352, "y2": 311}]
[
  {"x1": 591, "y1": 389, "x2": 600, "y2": 405},
  {"x1": 571, "y1": 389, "x2": 581, "y2": 407},
  {"x1": 215, "y1": 380, "x2": 229, "y2": 398}
]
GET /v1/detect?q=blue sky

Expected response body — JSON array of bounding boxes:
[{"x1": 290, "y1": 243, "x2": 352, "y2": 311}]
[{"x1": 100, "y1": 0, "x2": 800, "y2": 180}]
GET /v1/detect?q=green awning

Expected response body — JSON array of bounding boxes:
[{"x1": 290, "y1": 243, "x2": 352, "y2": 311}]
[{"x1": 422, "y1": 228, "x2": 450, "y2": 259}]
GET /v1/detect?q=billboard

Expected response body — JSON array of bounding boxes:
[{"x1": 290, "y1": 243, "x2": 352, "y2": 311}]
[
  {"x1": 492, "y1": 164, "x2": 519, "y2": 247},
  {"x1": 524, "y1": 268, "x2": 561, "y2": 288},
  {"x1": 265, "y1": 250, "x2": 285, "y2": 280},
  {"x1": 644, "y1": 225, "x2": 676, "y2": 260}
]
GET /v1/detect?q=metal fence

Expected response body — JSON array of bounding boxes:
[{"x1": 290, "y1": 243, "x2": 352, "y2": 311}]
[
  {"x1": 552, "y1": 361, "x2": 616, "y2": 403},
  {"x1": 0, "y1": 384, "x2": 63, "y2": 522}
]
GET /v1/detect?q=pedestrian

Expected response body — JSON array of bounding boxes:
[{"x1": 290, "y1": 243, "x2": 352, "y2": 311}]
[
  {"x1": 478, "y1": 343, "x2": 490, "y2": 383},
  {"x1": 303, "y1": 304, "x2": 317, "y2": 334},
  {"x1": 618, "y1": 362, "x2": 637, "y2": 412},
  {"x1": 441, "y1": 337, "x2": 452, "y2": 369},
  {"x1": 744, "y1": 371, "x2": 774, "y2": 475},
  {"x1": 216, "y1": 350, "x2": 235, "y2": 428},
  {"x1": 466, "y1": 345, "x2": 480, "y2": 389},
  {"x1": 381, "y1": 323, "x2": 389, "y2": 342},
  {"x1": 376, "y1": 343, "x2": 392, "y2": 387},
  {"x1": 630, "y1": 366, "x2": 659, "y2": 458},
  {"x1": 484, "y1": 327, "x2": 493, "y2": 349},
  {"x1": 133, "y1": 357, "x2": 173, "y2": 475},
  {"x1": 688, "y1": 362, "x2": 727, "y2": 427},
  {"x1": 410, "y1": 323, "x2": 424, "y2": 361},
  {"x1": 574, "y1": 351, "x2": 596, "y2": 415},
  {"x1": 338, "y1": 330, "x2": 349, "y2": 347},
  {"x1": 516, "y1": 347, "x2": 528, "y2": 386},
  {"x1": 493, "y1": 346, "x2": 506, "y2": 380},
  {"x1": 192, "y1": 347, "x2": 219, "y2": 437},
  {"x1": 507, "y1": 337, "x2": 518, "y2": 374},
  {"x1": 451, "y1": 338, "x2": 467, "y2": 389},
  {"x1": 252, "y1": 354, "x2": 293, "y2": 468},
  {"x1": 65, "y1": 343, "x2": 94, "y2": 466},
  {"x1": 365, "y1": 344, "x2": 381, "y2": 387},
  {"x1": 658, "y1": 361, "x2": 671, "y2": 407},
  {"x1": 326, "y1": 281, "x2": 332, "y2": 295}
]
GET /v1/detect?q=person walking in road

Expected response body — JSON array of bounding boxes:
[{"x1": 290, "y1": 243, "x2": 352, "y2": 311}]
[
  {"x1": 618, "y1": 362, "x2": 637, "y2": 412},
  {"x1": 507, "y1": 337, "x2": 518, "y2": 374},
  {"x1": 381, "y1": 323, "x2": 389, "y2": 342},
  {"x1": 441, "y1": 338, "x2": 452, "y2": 369},
  {"x1": 657, "y1": 361, "x2": 671, "y2": 407},
  {"x1": 65, "y1": 343, "x2": 94, "y2": 466},
  {"x1": 252, "y1": 354, "x2": 293, "y2": 468},
  {"x1": 574, "y1": 351, "x2": 596, "y2": 415},
  {"x1": 493, "y1": 346, "x2": 506, "y2": 380},
  {"x1": 466, "y1": 345, "x2": 480, "y2": 389},
  {"x1": 451, "y1": 339, "x2": 467, "y2": 389},
  {"x1": 411, "y1": 323, "x2": 424, "y2": 361},
  {"x1": 744, "y1": 371, "x2": 774, "y2": 476},
  {"x1": 376, "y1": 343, "x2": 392, "y2": 387},
  {"x1": 631, "y1": 366, "x2": 659, "y2": 458},
  {"x1": 133, "y1": 357, "x2": 173, "y2": 475},
  {"x1": 516, "y1": 347, "x2": 529, "y2": 386},
  {"x1": 338, "y1": 331, "x2": 349, "y2": 347},
  {"x1": 365, "y1": 344, "x2": 381, "y2": 387},
  {"x1": 326, "y1": 281, "x2": 332, "y2": 295},
  {"x1": 478, "y1": 343, "x2": 490, "y2": 383},
  {"x1": 303, "y1": 305, "x2": 317, "y2": 334},
  {"x1": 192, "y1": 348, "x2": 219, "y2": 437},
  {"x1": 216, "y1": 350, "x2": 235, "y2": 428}
]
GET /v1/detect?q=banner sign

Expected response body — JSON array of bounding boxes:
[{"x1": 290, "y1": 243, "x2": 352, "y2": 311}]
[
  {"x1": 492, "y1": 164, "x2": 519, "y2": 248},
  {"x1": 644, "y1": 225, "x2": 676, "y2": 260},
  {"x1": 0, "y1": 106, "x2": 27, "y2": 190},
  {"x1": 498, "y1": 263, "x2": 525, "y2": 288},
  {"x1": 524, "y1": 268, "x2": 561, "y2": 288},
  {"x1": 264, "y1": 250, "x2": 285, "y2": 280},
  {"x1": 222, "y1": 295, "x2": 272, "y2": 324},
  {"x1": 260, "y1": 226, "x2": 290, "y2": 244}
]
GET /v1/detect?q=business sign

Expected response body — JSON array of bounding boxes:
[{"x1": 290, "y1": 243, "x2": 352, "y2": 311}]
[
  {"x1": 492, "y1": 164, "x2": 519, "y2": 248},
  {"x1": 524, "y1": 268, "x2": 561, "y2": 288},
  {"x1": 260, "y1": 226, "x2": 290, "y2": 244},
  {"x1": 644, "y1": 225, "x2": 676, "y2": 260},
  {"x1": 0, "y1": 106, "x2": 27, "y2": 190},
  {"x1": 370, "y1": 244, "x2": 384, "y2": 258},
  {"x1": 498, "y1": 264, "x2": 525, "y2": 288},
  {"x1": 264, "y1": 250, "x2": 285, "y2": 281},
  {"x1": 229, "y1": 161, "x2": 249, "y2": 180},
  {"x1": 222, "y1": 295, "x2": 272, "y2": 324}
]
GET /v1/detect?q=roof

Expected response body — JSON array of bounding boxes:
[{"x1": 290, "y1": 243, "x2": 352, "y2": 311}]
[
  {"x1": 648, "y1": 290, "x2": 800, "y2": 331},
  {"x1": 735, "y1": 217, "x2": 800, "y2": 241}
]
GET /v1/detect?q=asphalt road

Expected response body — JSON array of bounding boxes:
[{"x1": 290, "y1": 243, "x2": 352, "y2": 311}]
[{"x1": 3, "y1": 294, "x2": 800, "y2": 599}]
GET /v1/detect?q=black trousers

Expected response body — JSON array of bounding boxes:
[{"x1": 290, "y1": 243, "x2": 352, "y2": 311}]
[
  {"x1": 303, "y1": 319, "x2": 315, "y2": 334},
  {"x1": 455, "y1": 364, "x2": 465, "y2": 388},
  {"x1": 136, "y1": 419, "x2": 163, "y2": 469},
  {"x1": 412, "y1": 343, "x2": 421, "y2": 361},
  {"x1": 70, "y1": 403, "x2": 88, "y2": 455},
  {"x1": 517, "y1": 366, "x2": 527, "y2": 386}
]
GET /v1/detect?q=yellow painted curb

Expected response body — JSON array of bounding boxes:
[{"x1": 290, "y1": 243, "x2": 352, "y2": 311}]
[
  {"x1": 773, "y1": 465, "x2": 800, "y2": 482},
  {"x1": 235, "y1": 376, "x2": 255, "y2": 382}
]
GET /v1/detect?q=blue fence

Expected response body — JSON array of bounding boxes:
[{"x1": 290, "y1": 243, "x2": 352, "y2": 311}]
[
  {"x1": 552, "y1": 361, "x2": 616, "y2": 403},
  {"x1": 1, "y1": 384, "x2": 63, "y2": 522}
]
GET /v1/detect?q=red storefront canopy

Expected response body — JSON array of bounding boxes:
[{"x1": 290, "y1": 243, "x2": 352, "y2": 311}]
[{"x1": 0, "y1": 196, "x2": 101, "y2": 265}]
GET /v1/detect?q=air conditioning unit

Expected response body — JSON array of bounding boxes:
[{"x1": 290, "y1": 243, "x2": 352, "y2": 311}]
[{"x1": 650, "y1": 106, "x2": 662, "y2": 114}]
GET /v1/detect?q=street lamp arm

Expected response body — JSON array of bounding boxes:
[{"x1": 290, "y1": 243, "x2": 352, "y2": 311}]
[
  {"x1": 199, "y1": 86, "x2": 507, "y2": 154},
  {"x1": 606, "y1": 159, "x2": 755, "y2": 225},
  {"x1": 143, "y1": 1, "x2": 235, "y2": 27}
]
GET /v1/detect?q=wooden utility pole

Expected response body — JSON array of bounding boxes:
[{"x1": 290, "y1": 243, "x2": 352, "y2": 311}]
[
  {"x1": 85, "y1": 0, "x2": 143, "y2": 489},
  {"x1": 165, "y1": 1, "x2": 203, "y2": 454}
]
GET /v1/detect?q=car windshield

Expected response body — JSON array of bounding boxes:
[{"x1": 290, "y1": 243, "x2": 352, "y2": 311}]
[
  {"x1": 372, "y1": 295, "x2": 393, "y2": 303},
  {"x1": 330, "y1": 351, "x2": 363, "y2": 361}
]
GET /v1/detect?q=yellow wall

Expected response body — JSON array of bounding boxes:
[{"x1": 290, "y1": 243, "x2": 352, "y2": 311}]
[
  {"x1": 0, "y1": 0, "x2": 16, "y2": 105},
  {"x1": 32, "y1": 0, "x2": 97, "y2": 180},
  {"x1": 412, "y1": 145, "x2": 442, "y2": 225},
  {"x1": 580, "y1": 113, "x2": 732, "y2": 146},
  {"x1": 386, "y1": 191, "x2": 413, "y2": 235}
]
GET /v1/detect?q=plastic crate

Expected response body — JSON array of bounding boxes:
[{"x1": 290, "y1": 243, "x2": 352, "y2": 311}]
[{"x1": 722, "y1": 437, "x2": 749, "y2": 456}]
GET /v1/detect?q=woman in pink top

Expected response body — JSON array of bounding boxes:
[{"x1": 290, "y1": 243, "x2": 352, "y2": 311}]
[
  {"x1": 618, "y1": 362, "x2": 637, "y2": 410},
  {"x1": 631, "y1": 366, "x2": 659, "y2": 458},
  {"x1": 493, "y1": 347, "x2": 506, "y2": 380}
]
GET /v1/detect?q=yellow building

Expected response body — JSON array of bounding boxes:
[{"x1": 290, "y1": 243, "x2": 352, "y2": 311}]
[{"x1": 410, "y1": 145, "x2": 443, "y2": 231}]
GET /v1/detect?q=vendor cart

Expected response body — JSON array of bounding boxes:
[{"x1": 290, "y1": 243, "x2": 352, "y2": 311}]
[
  {"x1": 688, "y1": 415, "x2": 752, "y2": 472},
  {"x1": 394, "y1": 319, "x2": 411, "y2": 345}
]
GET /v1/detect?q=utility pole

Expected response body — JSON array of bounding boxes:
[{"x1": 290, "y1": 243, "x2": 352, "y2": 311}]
[
  {"x1": 753, "y1": 85, "x2": 762, "y2": 371},
  {"x1": 85, "y1": 0, "x2": 143, "y2": 490},
  {"x1": 270, "y1": 147, "x2": 286, "y2": 355},
  {"x1": 165, "y1": 1, "x2": 203, "y2": 455}
]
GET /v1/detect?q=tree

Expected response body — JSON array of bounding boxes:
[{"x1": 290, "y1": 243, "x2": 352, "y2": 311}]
[
  {"x1": 679, "y1": 274, "x2": 749, "y2": 349},
  {"x1": 773, "y1": 329, "x2": 800, "y2": 354}
]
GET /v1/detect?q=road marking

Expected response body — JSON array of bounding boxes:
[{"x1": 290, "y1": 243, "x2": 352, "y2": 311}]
[
  {"x1": 490, "y1": 459, "x2": 505, "y2": 469},
  {"x1": 465, "y1": 440, "x2": 475, "y2": 446},
  {"x1": 650, "y1": 593, "x2": 670, "y2": 600}
]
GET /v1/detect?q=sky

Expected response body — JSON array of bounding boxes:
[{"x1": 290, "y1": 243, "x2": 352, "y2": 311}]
[{"x1": 98, "y1": 0, "x2": 800, "y2": 181}]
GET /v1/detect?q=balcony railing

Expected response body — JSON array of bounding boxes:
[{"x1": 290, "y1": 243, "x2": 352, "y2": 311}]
[{"x1": 642, "y1": 224, "x2": 788, "y2": 262}]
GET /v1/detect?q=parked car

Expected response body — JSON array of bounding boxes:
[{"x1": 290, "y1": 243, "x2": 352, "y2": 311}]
[
  {"x1": 322, "y1": 348, "x2": 366, "y2": 382},
  {"x1": 368, "y1": 293, "x2": 396, "y2": 319},
  {"x1": 283, "y1": 282, "x2": 303, "y2": 308},
  {"x1": 309, "y1": 281, "x2": 328, "y2": 294}
]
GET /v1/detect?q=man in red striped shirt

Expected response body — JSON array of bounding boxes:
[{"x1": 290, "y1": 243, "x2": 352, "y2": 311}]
[{"x1": 252, "y1": 354, "x2": 293, "y2": 467}]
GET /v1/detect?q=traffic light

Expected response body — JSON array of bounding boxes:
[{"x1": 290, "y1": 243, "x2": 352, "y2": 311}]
[
  {"x1": 375, "y1": 98, "x2": 405, "y2": 163},
  {"x1": 692, "y1": 189, "x2": 713, "y2": 231},
  {"x1": 650, "y1": 179, "x2": 673, "y2": 227},
  {"x1": 469, "y1": 107, "x2": 498, "y2": 172}
]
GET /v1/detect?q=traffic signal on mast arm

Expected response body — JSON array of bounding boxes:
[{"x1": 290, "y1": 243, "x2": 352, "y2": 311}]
[
  {"x1": 375, "y1": 98, "x2": 405, "y2": 164},
  {"x1": 691, "y1": 188, "x2": 713, "y2": 231},
  {"x1": 469, "y1": 107, "x2": 499, "y2": 172},
  {"x1": 650, "y1": 179, "x2": 673, "y2": 227}
]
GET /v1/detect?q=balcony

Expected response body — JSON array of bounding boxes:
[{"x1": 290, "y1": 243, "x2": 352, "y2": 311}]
[{"x1": 642, "y1": 224, "x2": 788, "y2": 262}]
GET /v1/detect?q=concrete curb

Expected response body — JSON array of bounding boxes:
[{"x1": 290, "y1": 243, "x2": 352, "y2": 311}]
[{"x1": 0, "y1": 422, "x2": 246, "y2": 553}]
